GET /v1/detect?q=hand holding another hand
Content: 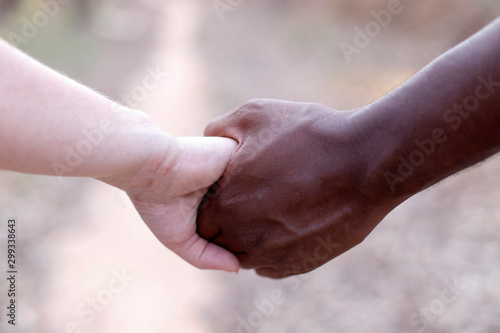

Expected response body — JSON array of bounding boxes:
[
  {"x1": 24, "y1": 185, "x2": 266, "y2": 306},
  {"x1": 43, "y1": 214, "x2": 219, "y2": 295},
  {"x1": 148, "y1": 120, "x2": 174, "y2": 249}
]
[
  {"x1": 198, "y1": 100, "x2": 395, "y2": 278},
  {"x1": 104, "y1": 135, "x2": 240, "y2": 273}
]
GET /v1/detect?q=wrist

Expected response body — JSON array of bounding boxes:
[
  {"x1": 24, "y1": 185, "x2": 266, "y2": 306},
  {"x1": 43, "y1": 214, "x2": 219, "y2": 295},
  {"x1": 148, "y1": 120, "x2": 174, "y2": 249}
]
[
  {"x1": 350, "y1": 101, "x2": 425, "y2": 209},
  {"x1": 96, "y1": 108, "x2": 177, "y2": 192},
  {"x1": 308, "y1": 105, "x2": 399, "y2": 214}
]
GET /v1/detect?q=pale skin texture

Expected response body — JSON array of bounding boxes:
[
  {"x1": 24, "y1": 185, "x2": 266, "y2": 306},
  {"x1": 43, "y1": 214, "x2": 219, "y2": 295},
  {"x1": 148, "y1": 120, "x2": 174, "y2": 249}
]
[{"x1": 0, "y1": 39, "x2": 239, "y2": 273}]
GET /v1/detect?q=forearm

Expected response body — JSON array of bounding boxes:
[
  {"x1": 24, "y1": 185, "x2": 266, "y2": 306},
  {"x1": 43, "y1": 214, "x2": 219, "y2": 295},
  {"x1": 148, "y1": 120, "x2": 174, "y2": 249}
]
[
  {"x1": 0, "y1": 40, "x2": 240, "y2": 273},
  {"x1": 357, "y1": 17, "x2": 500, "y2": 203},
  {"x1": 0, "y1": 39, "x2": 169, "y2": 181}
]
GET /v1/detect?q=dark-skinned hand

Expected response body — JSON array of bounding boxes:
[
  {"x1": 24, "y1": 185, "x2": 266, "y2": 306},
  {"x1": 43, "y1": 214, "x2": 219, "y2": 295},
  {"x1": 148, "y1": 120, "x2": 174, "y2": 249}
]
[
  {"x1": 198, "y1": 19, "x2": 500, "y2": 278},
  {"x1": 197, "y1": 99, "x2": 394, "y2": 278}
]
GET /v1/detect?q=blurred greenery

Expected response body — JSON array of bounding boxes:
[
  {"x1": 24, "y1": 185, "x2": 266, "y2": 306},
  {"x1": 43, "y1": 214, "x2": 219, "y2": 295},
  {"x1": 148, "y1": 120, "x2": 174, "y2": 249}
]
[{"x1": 0, "y1": 1, "x2": 98, "y2": 80}]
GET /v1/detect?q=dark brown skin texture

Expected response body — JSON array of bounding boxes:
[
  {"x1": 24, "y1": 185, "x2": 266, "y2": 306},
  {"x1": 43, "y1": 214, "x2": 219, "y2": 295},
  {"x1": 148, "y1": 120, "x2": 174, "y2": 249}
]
[{"x1": 197, "y1": 18, "x2": 500, "y2": 278}]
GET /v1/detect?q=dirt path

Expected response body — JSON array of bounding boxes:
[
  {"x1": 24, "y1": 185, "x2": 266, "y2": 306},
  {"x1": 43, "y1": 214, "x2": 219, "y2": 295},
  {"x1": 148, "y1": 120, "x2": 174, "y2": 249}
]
[{"x1": 43, "y1": 1, "x2": 222, "y2": 332}]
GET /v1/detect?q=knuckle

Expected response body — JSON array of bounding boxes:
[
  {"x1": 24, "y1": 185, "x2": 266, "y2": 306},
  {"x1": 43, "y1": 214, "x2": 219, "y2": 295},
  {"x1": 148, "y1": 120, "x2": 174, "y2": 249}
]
[{"x1": 244, "y1": 98, "x2": 267, "y2": 108}]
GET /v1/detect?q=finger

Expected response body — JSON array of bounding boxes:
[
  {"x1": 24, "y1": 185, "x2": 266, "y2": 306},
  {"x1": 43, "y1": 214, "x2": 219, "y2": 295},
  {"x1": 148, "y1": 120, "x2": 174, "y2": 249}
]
[
  {"x1": 256, "y1": 259, "x2": 316, "y2": 278},
  {"x1": 175, "y1": 136, "x2": 237, "y2": 188},
  {"x1": 204, "y1": 100, "x2": 253, "y2": 137},
  {"x1": 204, "y1": 112, "x2": 239, "y2": 138},
  {"x1": 255, "y1": 267, "x2": 289, "y2": 279},
  {"x1": 195, "y1": 210, "x2": 221, "y2": 242},
  {"x1": 236, "y1": 251, "x2": 279, "y2": 270},
  {"x1": 167, "y1": 233, "x2": 240, "y2": 273},
  {"x1": 205, "y1": 99, "x2": 274, "y2": 139},
  {"x1": 199, "y1": 136, "x2": 238, "y2": 182},
  {"x1": 204, "y1": 100, "x2": 259, "y2": 138}
]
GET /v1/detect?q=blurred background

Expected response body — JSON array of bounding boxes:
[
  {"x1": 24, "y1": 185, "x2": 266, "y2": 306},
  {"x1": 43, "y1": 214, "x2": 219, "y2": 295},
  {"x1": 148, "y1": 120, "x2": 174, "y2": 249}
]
[{"x1": 1, "y1": 0, "x2": 500, "y2": 332}]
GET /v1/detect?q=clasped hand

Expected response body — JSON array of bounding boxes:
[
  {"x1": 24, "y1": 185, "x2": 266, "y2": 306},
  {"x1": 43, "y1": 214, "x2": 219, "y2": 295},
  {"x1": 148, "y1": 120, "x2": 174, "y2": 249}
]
[{"x1": 197, "y1": 99, "x2": 392, "y2": 278}]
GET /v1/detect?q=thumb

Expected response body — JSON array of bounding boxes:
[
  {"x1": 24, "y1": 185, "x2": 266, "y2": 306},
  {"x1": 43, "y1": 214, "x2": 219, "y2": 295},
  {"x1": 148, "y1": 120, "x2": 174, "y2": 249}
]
[
  {"x1": 176, "y1": 136, "x2": 237, "y2": 186},
  {"x1": 167, "y1": 231, "x2": 240, "y2": 273}
]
